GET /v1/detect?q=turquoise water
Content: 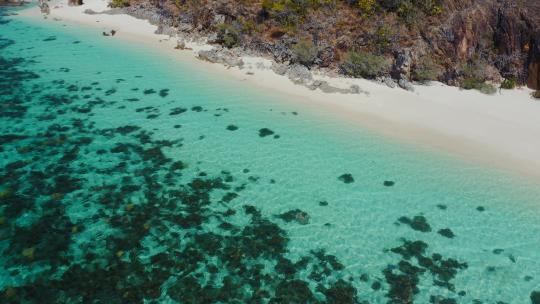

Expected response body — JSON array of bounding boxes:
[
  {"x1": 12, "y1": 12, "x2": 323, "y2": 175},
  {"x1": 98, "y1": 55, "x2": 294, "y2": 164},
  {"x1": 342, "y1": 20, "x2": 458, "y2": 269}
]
[{"x1": 1, "y1": 7, "x2": 540, "y2": 303}]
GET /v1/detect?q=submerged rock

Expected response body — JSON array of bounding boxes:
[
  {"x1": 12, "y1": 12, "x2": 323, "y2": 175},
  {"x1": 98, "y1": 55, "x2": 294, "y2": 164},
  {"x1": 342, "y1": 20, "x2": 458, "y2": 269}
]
[
  {"x1": 258, "y1": 128, "x2": 274, "y2": 137},
  {"x1": 398, "y1": 215, "x2": 432, "y2": 232},
  {"x1": 531, "y1": 291, "x2": 540, "y2": 304},
  {"x1": 338, "y1": 173, "x2": 354, "y2": 184},
  {"x1": 198, "y1": 48, "x2": 244, "y2": 67},
  {"x1": 438, "y1": 228, "x2": 455, "y2": 239},
  {"x1": 383, "y1": 180, "x2": 395, "y2": 187},
  {"x1": 276, "y1": 209, "x2": 310, "y2": 225}
]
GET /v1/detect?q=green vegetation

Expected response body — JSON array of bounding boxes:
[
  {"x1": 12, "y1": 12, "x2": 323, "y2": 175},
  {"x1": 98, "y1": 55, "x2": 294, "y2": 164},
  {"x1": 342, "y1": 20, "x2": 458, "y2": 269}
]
[
  {"x1": 532, "y1": 90, "x2": 540, "y2": 99},
  {"x1": 216, "y1": 23, "x2": 241, "y2": 48},
  {"x1": 460, "y1": 78, "x2": 497, "y2": 95},
  {"x1": 261, "y1": 0, "x2": 327, "y2": 26},
  {"x1": 458, "y1": 59, "x2": 497, "y2": 95},
  {"x1": 500, "y1": 77, "x2": 517, "y2": 90},
  {"x1": 373, "y1": 24, "x2": 394, "y2": 52},
  {"x1": 411, "y1": 57, "x2": 440, "y2": 83},
  {"x1": 292, "y1": 39, "x2": 318, "y2": 67},
  {"x1": 109, "y1": 0, "x2": 129, "y2": 8},
  {"x1": 357, "y1": 0, "x2": 377, "y2": 16},
  {"x1": 261, "y1": 0, "x2": 443, "y2": 25},
  {"x1": 340, "y1": 51, "x2": 391, "y2": 79}
]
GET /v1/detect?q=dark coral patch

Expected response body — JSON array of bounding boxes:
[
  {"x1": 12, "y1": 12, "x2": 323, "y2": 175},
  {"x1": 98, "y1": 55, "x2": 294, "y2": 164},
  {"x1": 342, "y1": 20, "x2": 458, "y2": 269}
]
[
  {"x1": 438, "y1": 228, "x2": 455, "y2": 239},
  {"x1": 258, "y1": 128, "x2": 274, "y2": 137},
  {"x1": 386, "y1": 239, "x2": 468, "y2": 302},
  {"x1": 169, "y1": 107, "x2": 187, "y2": 115},
  {"x1": 159, "y1": 89, "x2": 169, "y2": 97},
  {"x1": 383, "y1": 180, "x2": 395, "y2": 186},
  {"x1": 398, "y1": 215, "x2": 432, "y2": 232},
  {"x1": 338, "y1": 173, "x2": 354, "y2": 184},
  {"x1": 275, "y1": 209, "x2": 310, "y2": 225},
  {"x1": 143, "y1": 89, "x2": 156, "y2": 95},
  {"x1": 226, "y1": 125, "x2": 238, "y2": 131},
  {"x1": 531, "y1": 291, "x2": 540, "y2": 304}
]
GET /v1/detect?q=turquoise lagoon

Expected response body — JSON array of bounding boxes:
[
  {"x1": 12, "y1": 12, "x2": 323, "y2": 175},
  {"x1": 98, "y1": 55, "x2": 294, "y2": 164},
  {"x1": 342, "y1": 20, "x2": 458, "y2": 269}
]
[{"x1": 1, "y1": 7, "x2": 540, "y2": 303}]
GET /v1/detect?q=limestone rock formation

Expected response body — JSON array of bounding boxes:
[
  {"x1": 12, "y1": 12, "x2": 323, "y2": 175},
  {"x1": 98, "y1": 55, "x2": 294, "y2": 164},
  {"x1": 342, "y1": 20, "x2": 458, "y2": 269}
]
[{"x1": 114, "y1": 0, "x2": 540, "y2": 89}]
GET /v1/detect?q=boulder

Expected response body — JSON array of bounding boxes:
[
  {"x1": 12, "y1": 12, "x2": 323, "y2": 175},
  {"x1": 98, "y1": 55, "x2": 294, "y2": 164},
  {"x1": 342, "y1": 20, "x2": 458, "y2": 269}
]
[
  {"x1": 531, "y1": 291, "x2": 540, "y2": 304},
  {"x1": 271, "y1": 62, "x2": 288, "y2": 76},
  {"x1": 314, "y1": 44, "x2": 335, "y2": 68},
  {"x1": 38, "y1": 0, "x2": 49, "y2": 14},
  {"x1": 383, "y1": 77, "x2": 397, "y2": 88},
  {"x1": 198, "y1": 48, "x2": 244, "y2": 67},
  {"x1": 393, "y1": 49, "x2": 412, "y2": 80},
  {"x1": 287, "y1": 64, "x2": 312, "y2": 85},
  {"x1": 206, "y1": 33, "x2": 219, "y2": 44},
  {"x1": 155, "y1": 24, "x2": 177, "y2": 36},
  {"x1": 398, "y1": 79, "x2": 415, "y2": 92}
]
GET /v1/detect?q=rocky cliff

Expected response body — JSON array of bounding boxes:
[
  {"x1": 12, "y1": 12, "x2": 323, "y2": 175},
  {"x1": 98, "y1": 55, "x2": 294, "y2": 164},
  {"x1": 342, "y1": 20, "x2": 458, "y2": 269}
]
[{"x1": 116, "y1": 0, "x2": 540, "y2": 91}]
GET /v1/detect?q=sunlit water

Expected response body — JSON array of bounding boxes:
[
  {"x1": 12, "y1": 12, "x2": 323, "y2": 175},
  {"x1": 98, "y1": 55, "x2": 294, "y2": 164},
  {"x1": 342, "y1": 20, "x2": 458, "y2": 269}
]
[{"x1": 1, "y1": 6, "x2": 540, "y2": 304}]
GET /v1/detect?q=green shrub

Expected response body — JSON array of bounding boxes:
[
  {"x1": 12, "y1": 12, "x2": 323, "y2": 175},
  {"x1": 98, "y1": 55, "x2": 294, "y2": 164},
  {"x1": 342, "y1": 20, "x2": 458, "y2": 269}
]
[
  {"x1": 261, "y1": 0, "x2": 336, "y2": 26},
  {"x1": 500, "y1": 77, "x2": 517, "y2": 90},
  {"x1": 412, "y1": 57, "x2": 440, "y2": 83},
  {"x1": 292, "y1": 39, "x2": 318, "y2": 67},
  {"x1": 458, "y1": 58, "x2": 497, "y2": 94},
  {"x1": 376, "y1": 0, "x2": 443, "y2": 25},
  {"x1": 341, "y1": 51, "x2": 391, "y2": 79},
  {"x1": 216, "y1": 23, "x2": 241, "y2": 48},
  {"x1": 396, "y1": 0, "x2": 418, "y2": 24},
  {"x1": 373, "y1": 25, "x2": 393, "y2": 52},
  {"x1": 357, "y1": 0, "x2": 377, "y2": 16},
  {"x1": 461, "y1": 77, "x2": 497, "y2": 95},
  {"x1": 109, "y1": 0, "x2": 129, "y2": 8}
]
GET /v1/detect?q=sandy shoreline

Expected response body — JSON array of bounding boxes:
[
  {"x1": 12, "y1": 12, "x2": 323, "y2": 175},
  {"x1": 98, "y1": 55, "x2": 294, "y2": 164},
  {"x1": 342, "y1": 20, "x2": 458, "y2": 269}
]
[{"x1": 18, "y1": 0, "x2": 540, "y2": 182}]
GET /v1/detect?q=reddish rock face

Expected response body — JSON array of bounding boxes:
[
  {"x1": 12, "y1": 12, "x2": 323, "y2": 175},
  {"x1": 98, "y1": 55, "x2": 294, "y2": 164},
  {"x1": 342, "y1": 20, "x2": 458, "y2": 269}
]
[
  {"x1": 524, "y1": 1, "x2": 540, "y2": 89},
  {"x1": 528, "y1": 41, "x2": 540, "y2": 89},
  {"x1": 136, "y1": 0, "x2": 540, "y2": 88}
]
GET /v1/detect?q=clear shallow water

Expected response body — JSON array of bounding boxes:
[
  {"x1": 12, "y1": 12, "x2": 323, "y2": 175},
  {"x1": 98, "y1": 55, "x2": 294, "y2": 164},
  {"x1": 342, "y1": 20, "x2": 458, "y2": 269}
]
[{"x1": 1, "y1": 7, "x2": 540, "y2": 304}]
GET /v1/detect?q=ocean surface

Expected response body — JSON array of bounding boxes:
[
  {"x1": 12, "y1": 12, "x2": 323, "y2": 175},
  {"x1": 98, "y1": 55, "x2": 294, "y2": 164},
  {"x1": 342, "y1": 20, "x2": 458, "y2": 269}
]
[{"x1": 1, "y1": 6, "x2": 540, "y2": 303}]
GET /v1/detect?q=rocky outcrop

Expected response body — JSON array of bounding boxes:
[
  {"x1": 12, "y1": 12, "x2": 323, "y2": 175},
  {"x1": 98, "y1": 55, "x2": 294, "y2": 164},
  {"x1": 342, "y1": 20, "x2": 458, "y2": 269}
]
[
  {"x1": 287, "y1": 64, "x2": 312, "y2": 85},
  {"x1": 426, "y1": 0, "x2": 540, "y2": 88},
  {"x1": 38, "y1": 0, "x2": 49, "y2": 14},
  {"x1": 198, "y1": 48, "x2": 244, "y2": 67},
  {"x1": 528, "y1": 40, "x2": 540, "y2": 89},
  {"x1": 106, "y1": 0, "x2": 540, "y2": 90},
  {"x1": 271, "y1": 62, "x2": 288, "y2": 76}
]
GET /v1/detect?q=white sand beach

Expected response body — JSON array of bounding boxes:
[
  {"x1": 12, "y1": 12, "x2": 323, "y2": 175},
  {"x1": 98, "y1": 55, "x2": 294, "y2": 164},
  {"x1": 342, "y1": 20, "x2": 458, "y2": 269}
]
[{"x1": 20, "y1": 0, "x2": 540, "y2": 181}]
